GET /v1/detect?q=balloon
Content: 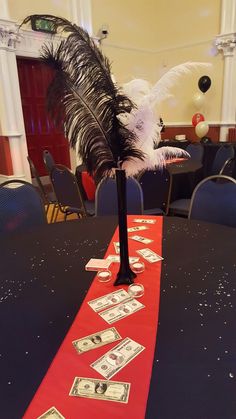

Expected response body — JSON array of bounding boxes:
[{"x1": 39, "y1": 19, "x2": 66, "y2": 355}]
[
  {"x1": 198, "y1": 75, "x2": 211, "y2": 93},
  {"x1": 192, "y1": 113, "x2": 205, "y2": 127},
  {"x1": 193, "y1": 92, "x2": 205, "y2": 109},
  {"x1": 200, "y1": 136, "x2": 212, "y2": 144},
  {"x1": 195, "y1": 121, "x2": 209, "y2": 138}
]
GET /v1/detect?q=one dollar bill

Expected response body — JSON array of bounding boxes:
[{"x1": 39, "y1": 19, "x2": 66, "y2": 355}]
[
  {"x1": 37, "y1": 406, "x2": 65, "y2": 419},
  {"x1": 99, "y1": 299, "x2": 145, "y2": 324},
  {"x1": 91, "y1": 337, "x2": 145, "y2": 379},
  {"x1": 136, "y1": 248, "x2": 164, "y2": 263},
  {"x1": 72, "y1": 327, "x2": 121, "y2": 354},
  {"x1": 88, "y1": 289, "x2": 130, "y2": 312},
  {"x1": 69, "y1": 377, "x2": 130, "y2": 403}
]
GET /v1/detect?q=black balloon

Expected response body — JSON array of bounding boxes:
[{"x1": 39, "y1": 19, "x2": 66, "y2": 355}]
[
  {"x1": 200, "y1": 136, "x2": 212, "y2": 144},
  {"x1": 198, "y1": 75, "x2": 211, "y2": 93}
]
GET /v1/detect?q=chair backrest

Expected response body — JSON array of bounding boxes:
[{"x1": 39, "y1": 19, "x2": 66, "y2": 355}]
[
  {"x1": 210, "y1": 145, "x2": 234, "y2": 175},
  {"x1": 50, "y1": 164, "x2": 87, "y2": 214},
  {"x1": 27, "y1": 156, "x2": 48, "y2": 203},
  {"x1": 43, "y1": 150, "x2": 56, "y2": 173},
  {"x1": 188, "y1": 174, "x2": 236, "y2": 227},
  {"x1": 95, "y1": 176, "x2": 144, "y2": 216},
  {"x1": 220, "y1": 157, "x2": 236, "y2": 177},
  {"x1": 186, "y1": 143, "x2": 204, "y2": 162},
  {"x1": 75, "y1": 164, "x2": 88, "y2": 200},
  {"x1": 138, "y1": 167, "x2": 171, "y2": 214},
  {"x1": 0, "y1": 180, "x2": 47, "y2": 234}
]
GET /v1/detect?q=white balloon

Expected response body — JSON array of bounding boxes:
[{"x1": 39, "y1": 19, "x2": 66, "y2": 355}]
[
  {"x1": 193, "y1": 92, "x2": 205, "y2": 109},
  {"x1": 195, "y1": 121, "x2": 209, "y2": 138}
]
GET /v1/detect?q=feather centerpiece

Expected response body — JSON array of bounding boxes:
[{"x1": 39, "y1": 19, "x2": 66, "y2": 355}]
[{"x1": 21, "y1": 14, "x2": 143, "y2": 285}]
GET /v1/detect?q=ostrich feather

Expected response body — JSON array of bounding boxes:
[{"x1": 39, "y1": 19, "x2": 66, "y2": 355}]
[
  {"x1": 149, "y1": 61, "x2": 212, "y2": 107},
  {"x1": 122, "y1": 79, "x2": 151, "y2": 106},
  {"x1": 21, "y1": 15, "x2": 144, "y2": 180},
  {"x1": 120, "y1": 61, "x2": 212, "y2": 175}
]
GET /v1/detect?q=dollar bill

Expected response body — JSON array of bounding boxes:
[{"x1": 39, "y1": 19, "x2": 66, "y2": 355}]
[
  {"x1": 133, "y1": 218, "x2": 156, "y2": 224},
  {"x1": 127, "y1": 226, "x2": 149, "y2": 232},
  {"x1": 106, "y1": 255, "x2": 140, "y2": 264},
  {"x1": 136, "y1": 248, "x2": 164, "y2": 263},
  {"x1": 88, "y1": 289, "x2": 130, "y2": 312},
  {"x1": 99, "y1": 299, "x2": 145, "y2": 324},
  {"x1": 72, "y1": 327, "x2": 121, "y2": 354},
  {"x1": 129, "y1": 235, "x2": 153, "y2": 244},
  {"x1": 113, "y1": 241, "x2": 120, "y2": 254},
  {"x1": 69, "y1": 377, "x2": 130, "y2": 403},
  {"x1": 37, "y1": 406, "x2": 65, "y2": 419},
  {"x1": 91, "y1": 337, "x2": 145, "y2": 379}
]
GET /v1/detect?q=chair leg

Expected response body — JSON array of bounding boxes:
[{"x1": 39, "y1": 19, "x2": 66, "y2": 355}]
[
  {"x1": 53, "y1": 205, "x2": 60, "y2": 223},
  {"x1": 49, "y1": 204, "x2": 58, "y2": 223}
]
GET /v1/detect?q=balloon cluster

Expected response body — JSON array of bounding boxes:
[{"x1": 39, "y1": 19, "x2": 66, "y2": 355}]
[{"x1": 192, "y1": 75, "x2": 211, "y2": 139}]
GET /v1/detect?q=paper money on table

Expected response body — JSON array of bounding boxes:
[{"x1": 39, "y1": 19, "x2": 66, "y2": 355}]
[
  {"x1": 91, "y1": 337, "x2": 145, "y2": 379},
  {"x1": 88, "y1": 289, "x2": 130, "y2": 312},
  {"x1": 72, "y1": 327, "x2": 121, "y2": 354},
  {"x1": 37, "y1": 406, "x2": 65, "y2": 419},
  {"x1": 69, "y1": 377, "x2": 130, "y2": 403},
  {"x1": 106, "y1": 255, "x2": 140, "y2": 264},
  {"x1": 133, "y1": 218, "x2": 156, "y2": 224},
  {"x1": 99, "y1": 299, "x2": 145, "y2": 324},
  {"x1": 137, "y1": 248, "x2": 164, "y2": 263},
  {"x1": 129, "y1": 235, "x2": 153, "y2": 244},
  {"x1": 127, "y1": 226, "x2": 149, "y2": 232},
  {"x1": 113, "y1": 241, "x2": 120, "y2": 254}
]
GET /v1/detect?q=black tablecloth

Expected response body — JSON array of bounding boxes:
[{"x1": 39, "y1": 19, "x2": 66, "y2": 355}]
[{"x1": 1, "y1": 217, "x2": 236, "y2": 419}]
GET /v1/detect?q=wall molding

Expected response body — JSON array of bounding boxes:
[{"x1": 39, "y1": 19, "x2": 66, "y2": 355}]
[
  {"x1": 103, "y1": 37, "x2": 213, "y2": 55},
  {"x1": 165, "y1": 121, "x2": 235, "y2": 127}
]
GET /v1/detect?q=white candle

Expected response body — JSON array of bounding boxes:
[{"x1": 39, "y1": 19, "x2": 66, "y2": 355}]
[
  {"x1": 128, "y1": 283, "x2": 144, "y2": 298},
  {"x1": 133, "y1": 263, "x2": 144, "y2": 269},
  {"x1": 97, "y1": 270, "x2": 111, "y2": 282},
  {"x1": 130, "y1": 285, "x2": 142, "y2": 292},
  {"x1": 98, "y1": 271, "x2": 110, "y2": 278}
]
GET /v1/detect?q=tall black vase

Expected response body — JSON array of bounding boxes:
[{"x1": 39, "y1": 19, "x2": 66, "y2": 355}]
[{"x1": 113, "y1": 169, "x2": 136, "y2": 286}]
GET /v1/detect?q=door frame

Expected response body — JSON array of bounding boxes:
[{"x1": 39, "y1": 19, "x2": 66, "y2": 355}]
[{"x1": 0, "y1": 19, "x2": 78, "y2": 183}]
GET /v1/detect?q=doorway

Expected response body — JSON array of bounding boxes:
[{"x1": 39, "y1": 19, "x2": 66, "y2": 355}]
[{"x1": 17, "y1": 57, "x2": 71, "y2": 177}]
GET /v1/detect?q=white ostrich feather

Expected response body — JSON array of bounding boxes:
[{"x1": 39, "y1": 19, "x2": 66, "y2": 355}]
[
  {"x1": 120, "y1": 61, "x2": 211, "y2": 176},
  {"x1": 149, "y1": 61, "x2": 212, "y2": 107},
  {"x1": 122, "y1": 79, "x2": 151, "y2": 105},
  {"x1": 122, "y1": 146, "x2": 189, "y2": 176}
]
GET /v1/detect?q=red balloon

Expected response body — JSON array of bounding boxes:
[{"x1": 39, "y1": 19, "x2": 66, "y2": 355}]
[{"x1": 192, "y1": 113, "x2": 205, "y2": 127}]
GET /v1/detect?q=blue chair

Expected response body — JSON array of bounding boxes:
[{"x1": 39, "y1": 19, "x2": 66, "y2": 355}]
[
  {"x1": 43, "y1": 150, "x2": 56, "y2": 173},
  {"x1": 0, "y1": 180, "x2": 47, "y2": 234},
  {"x1": 50, "y1": 164, "x2": 94, "y2": 220},
  {"x1": 210, "y1": 145, "x2": 234, "y2": 175},
  {"x1": 138, "y1": 168, "x2": 171, "y2": 215},
  {"x1": 186, "y1": 143, "x2": 204, "y2": 163},
  {"x1": 188, "y1": 175, "x2": 236, "y2": 227},
  {"x1": 27, "y1": 156, "x2": 59, "y2": 223},
  {"x1": 95, "y1": 176, "x2": 144, "y2": 216}
]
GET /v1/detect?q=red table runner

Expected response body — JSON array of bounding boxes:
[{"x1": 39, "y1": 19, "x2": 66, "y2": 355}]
[{"x1": 24, "y1": 215, "x2": 163, "y2": 419}]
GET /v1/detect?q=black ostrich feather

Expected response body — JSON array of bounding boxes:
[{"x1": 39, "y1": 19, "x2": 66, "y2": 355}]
[{"x1": 21, "y1": 15, "x2": 144, "y2": 179}]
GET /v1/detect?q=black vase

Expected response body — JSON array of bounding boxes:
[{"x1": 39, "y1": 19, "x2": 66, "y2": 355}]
[{"x1": 113, "y1": 169, "x2": 136, "y2": 286}]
